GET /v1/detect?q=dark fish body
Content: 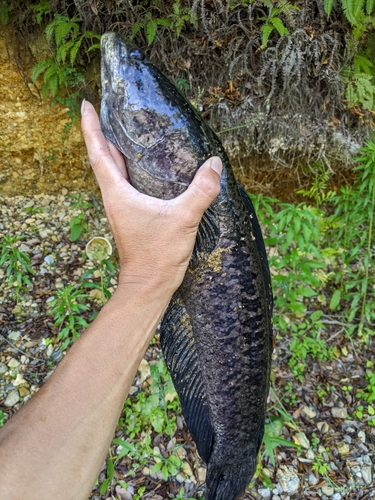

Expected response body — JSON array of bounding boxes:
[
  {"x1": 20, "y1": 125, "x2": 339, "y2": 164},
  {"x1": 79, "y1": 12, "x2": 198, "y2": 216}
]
[{"x1": 100, "y1": 32, "x2": 273, "y2": 500}]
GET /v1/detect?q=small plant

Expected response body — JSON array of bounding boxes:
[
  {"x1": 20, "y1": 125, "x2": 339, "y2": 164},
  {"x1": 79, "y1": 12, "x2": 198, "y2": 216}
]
[
  {"x1": 48, "y1": 284, "x2": 90, "y2": 350},
  {"x1": 251, "y1": 194, "x2": 329, "y2": 332},
  {"x1": 262, "y1": 416, "x2": 299, "y2": 466},
  {"x1": 288, "y1": 310, "x2": 335, "y2": 380},
  {"x1": 0, "y1": 235, "x2": 35, "y2": 302},
  {"x1": 354, "y1": 404, "x2": 375, "y2": 425},
  {"x1": 31, "y1": 14, "x2": 100, "y2": 99},
  {"x1": 111, "y1": 358, "x2": 184, "y2": 484},
  {"x1": 257, "y1": 0, "x2": 299, "y2": 49},
  {"x1": 328, "y1": 141, "x2": 375, "y2": 337},
  {"x1": 69, "y1": 194, "x2": 93, "y2": 242},
  {"x1": 132, "y1": 0, "x2": 197, "y2": 45},
  {"x1": 0, "y1": 410, "x2": 5, "y2": 427},
  {"x1": 356, "y1": 361, "x2": 375, "y2": 403}
]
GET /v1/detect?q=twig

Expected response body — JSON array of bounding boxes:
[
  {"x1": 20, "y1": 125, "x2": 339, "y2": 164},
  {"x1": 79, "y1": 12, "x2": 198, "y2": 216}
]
[{"x1": 0, "y1": 333, "x2": 44, "y2": 363}]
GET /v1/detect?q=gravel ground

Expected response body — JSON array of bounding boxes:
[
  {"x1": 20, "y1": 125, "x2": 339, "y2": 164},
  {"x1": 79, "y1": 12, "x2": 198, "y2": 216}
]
[{"x1": 1, "y1": 191, "x2": 374, "y2": 500}]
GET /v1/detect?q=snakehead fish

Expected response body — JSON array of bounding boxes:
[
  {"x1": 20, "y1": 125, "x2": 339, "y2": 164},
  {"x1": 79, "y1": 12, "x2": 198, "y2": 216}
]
[{"x1": 100, "y1": 32, "x2": 273, "y2": 500}]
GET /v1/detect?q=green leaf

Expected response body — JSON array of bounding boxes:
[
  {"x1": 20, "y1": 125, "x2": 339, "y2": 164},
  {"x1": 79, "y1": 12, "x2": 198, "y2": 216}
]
[
  {"x1": 366, "y1": 0, "x2": 375, "y2": 14},
  {"x1": 146, "y1": 20, "x2": 157, "y2": 45},
  {"x1": 100, "y1": 477, "x2": 110, "y2": 495},
  {"x1": 295, "y1": 287, "x2": 317, "y2": 297},
  {"x1": 329, "y1": 289, "x2": 341, "y2": 310},
  {"x1": 70, "y1": 223, "x2": 83, "y2": 242},
  {"x1": 261, "y1": 24, "x2": 274, "y2": 48},
  {"x1": 70, "y1": 38, "x2": 83, "y2": 66},
  {"x1": 269, "y1": 16, "x2": 288, "y2": 37},
  {"x1": 31, "y1": 58, "x2": 53, "y2": 83}
]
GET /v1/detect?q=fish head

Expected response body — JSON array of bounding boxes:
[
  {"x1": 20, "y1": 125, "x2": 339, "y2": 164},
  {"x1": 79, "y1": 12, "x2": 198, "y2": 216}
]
[{"x1": 100, "y1": 32, "x2": 212, "y2": 198}]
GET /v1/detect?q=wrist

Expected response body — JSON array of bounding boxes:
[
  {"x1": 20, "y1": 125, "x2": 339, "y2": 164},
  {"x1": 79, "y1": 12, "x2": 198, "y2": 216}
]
[{"x1": 117, "y1": 263, "x2": 183, "y2": 298}]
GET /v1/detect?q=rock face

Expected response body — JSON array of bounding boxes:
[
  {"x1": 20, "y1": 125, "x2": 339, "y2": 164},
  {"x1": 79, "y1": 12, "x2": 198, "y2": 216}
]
[{"x1": 0, "y1": 38, "x2": 98, "y2": 196}]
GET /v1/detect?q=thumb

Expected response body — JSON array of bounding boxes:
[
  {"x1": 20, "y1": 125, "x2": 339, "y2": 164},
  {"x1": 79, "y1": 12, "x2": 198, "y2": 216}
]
[{"x1": 177, "y1": 157, "x2": 222, "y2": 220}]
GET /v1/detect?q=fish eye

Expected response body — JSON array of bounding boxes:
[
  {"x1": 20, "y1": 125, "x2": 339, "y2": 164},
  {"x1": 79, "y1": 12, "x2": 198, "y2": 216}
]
[{"x1": 129, "y1": 48, "x2": 145, "y2": 61}]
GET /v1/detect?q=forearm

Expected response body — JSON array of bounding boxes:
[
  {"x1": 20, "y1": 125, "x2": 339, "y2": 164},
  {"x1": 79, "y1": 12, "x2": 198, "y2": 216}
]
[{"x1": 0, "y1": 280, "x2": 171, "y2": 500}]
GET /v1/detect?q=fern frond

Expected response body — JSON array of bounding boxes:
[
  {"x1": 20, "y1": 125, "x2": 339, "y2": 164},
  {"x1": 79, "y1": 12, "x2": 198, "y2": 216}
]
[
  {"x1": 354, "y1": 54, "x2": 373, "y2": 75},
  {"x1": 42, "y1": 74, "x2": 58, "y2": 98},
  {"x1": 70, "y1": 39, "x2": 83, "y2": 66},
  {"x1": 352, "y1": 0, "x2": 365, "y2": 21},
  {"x1": 366, "y1": 0, "x2": 375, "y2": 14},
  {"x1": 57, "y1": 40, "x2": 74, "y2": 64},
  {"x1": 146, "y1": 20, "x2": 157, "y2": 44},
  {"x1": 156, "y1": 18, "x2": 172, "y2": 27},
  {"x1": 43, "y1": 62, "x2": 60, "y2": 84},
  {"x1": 270, "y1": 17, "x2": 288, "y2": 37},
  {"x1": 261, "y1": 24, "x2": 274, "y2": 48},
  {"x1": 55, "y1": 21, "x2": 73, "y2": 46},
  {"x1": 324, "y1": 0, "x2": 336, "y2": 18},
  {"x1": 31, "y1": 58, "x2": 53, "y2": 82},
  {"x1": 341, "y1": 0, "x2": 361, "y2": 25}
]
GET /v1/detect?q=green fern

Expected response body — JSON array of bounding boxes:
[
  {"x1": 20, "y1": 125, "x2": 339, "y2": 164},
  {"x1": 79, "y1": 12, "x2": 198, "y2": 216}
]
[
  {"x1": 31, "y1": 58, "x2": 53, "y2": 83},
  {"x1": 354, "y1": 54, "x2": 374, "y2": 75},
  {"x1": 261, "y1": 24, "x2": 275, "y2": 48},
  {"x1": 345, "y1": 73, "x2": 375, "y2": 109},
  {"x1": 258, "y1": 1, "x2": 298, "y2": 49},
  {"x1": 324, "y1": 0, "x2": 335, "y2": 18},
  {"x1": 30, "y1": 0, "x2": 50, "y2": 25},
  {"x1": 366, "y1": 0, "x2": 375, "y2": 14},
  {"x1": 270, "y1": 16, "x2": 288, "y2": 37}
]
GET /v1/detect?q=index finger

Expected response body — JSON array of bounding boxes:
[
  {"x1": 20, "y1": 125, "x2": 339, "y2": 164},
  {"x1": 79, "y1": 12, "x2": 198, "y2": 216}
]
[{"x1": 81, "y1": 100, "x2": 129, "y2": 185}]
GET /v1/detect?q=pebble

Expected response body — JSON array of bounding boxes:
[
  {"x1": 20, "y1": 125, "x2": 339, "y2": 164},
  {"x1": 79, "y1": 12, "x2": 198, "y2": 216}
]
[
  {"x1": 358, "y1": 430, "x2": 366, "y2": 443},
  {"x1": 197, "y1": 467, "x2": 206, "y2": 482},
  {"x1": 0, "y1": 362, "x2": 8, "y2": 375},
  {"x1": 332, "y1": 494, "x2": 342, "y2": 500},
  {"x1": 331, "y1": 407, "x2": 348, "y2": 419},
  {"x1": 4, "y1": 389, "x2": 20, "y2": 407},
  {"x1": 44, "y1": 255, "x2": 55, "y2": 265},
  {"x1": 258, "y1": 487, "x2": 271, "y2": 498},
  {"x1": 8, "y1": 330, "x2": 21, "y2": 341},
  {"x1": 361, "y1": 465, "x2": 372, "y2": 485},
  {"x1": 19, "y1": 386, "x2": 30, "y2": 397},
  {"x1": 294, "y1": 431, "x2": 310, "y2": 449},
  {"x1": 308, "y1": 472, "x2": 319, "y2": 485},
  {"x1": 13, "y1": 373, "x2": 26, "y2": 386},
  {"x1": 276, "y1": 465, "x2": 300, "y2": 494},
  {"x1": 301, "y1": 405, "x2": 317, "y2": 419},
  {"x1": 7, "y1": 358, "x2": 21, "y2": 368},
  {"x1": 337, "y1": 442, "x2": 350, "y2": 455}
]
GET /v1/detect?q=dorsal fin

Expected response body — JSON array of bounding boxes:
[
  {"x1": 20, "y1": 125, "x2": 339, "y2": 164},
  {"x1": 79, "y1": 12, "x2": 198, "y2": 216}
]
[{"x1": 237, "y1": 183, "x2": 273, "y2": 310}]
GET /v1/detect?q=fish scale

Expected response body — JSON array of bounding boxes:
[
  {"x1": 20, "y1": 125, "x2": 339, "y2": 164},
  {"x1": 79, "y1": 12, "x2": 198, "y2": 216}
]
[{"x1": 100, "y1": 32, "x2": 273, "y2": 500}]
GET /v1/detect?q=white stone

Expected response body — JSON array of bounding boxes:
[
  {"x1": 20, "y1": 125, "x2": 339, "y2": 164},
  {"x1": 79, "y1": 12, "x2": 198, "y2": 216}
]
[
  {"x1": 258, "y1": 487, "x2": 271, "y2": 499},
  {"x1": 331, "y1": 407, "x2": 348, "y2": 419},
  {"x1": 4, "y1": 389, "x2": 20, "y2": 407},
  {"x1": 7, "y1": 358, "x2": 20, "y2": 368}
]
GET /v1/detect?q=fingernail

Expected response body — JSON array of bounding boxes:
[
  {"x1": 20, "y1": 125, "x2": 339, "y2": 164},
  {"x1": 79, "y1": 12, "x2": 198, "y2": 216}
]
[
  {"x1": 210, "y1": 156, "x2": 222, "y2": 176},
  {"x1": 81, "y1": 99, "x2": 86, "y2": 116}
]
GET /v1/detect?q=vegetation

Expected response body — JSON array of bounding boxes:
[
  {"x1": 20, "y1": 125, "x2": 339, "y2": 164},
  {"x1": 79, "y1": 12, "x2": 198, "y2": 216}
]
[{"x1": 1, "y1": 0, "x2": 375, "y2": 162}]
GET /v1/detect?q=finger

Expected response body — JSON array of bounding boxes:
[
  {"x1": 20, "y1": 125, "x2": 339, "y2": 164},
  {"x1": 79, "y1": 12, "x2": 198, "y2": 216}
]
[
  {"x1": 107, "y1": 141, "x2": 129, "y2": 181},
  {"x1": 177, "y1": 156, "x2": 222, "y2": 221},
  {"x1": 81, "y1": 100, "x2": 126, "y2": 188}
]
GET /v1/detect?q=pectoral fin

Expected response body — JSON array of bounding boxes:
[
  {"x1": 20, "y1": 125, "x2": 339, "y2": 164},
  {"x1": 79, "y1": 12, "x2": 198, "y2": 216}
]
[{"x1": 160, "y1": 297, "x2": 214, "y2": 463}]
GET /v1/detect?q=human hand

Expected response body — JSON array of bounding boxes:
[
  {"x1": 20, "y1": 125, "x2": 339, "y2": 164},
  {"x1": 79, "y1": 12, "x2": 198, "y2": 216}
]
[{"x1": 81, "y1": 100, "x2": 222, "y2": 293}]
